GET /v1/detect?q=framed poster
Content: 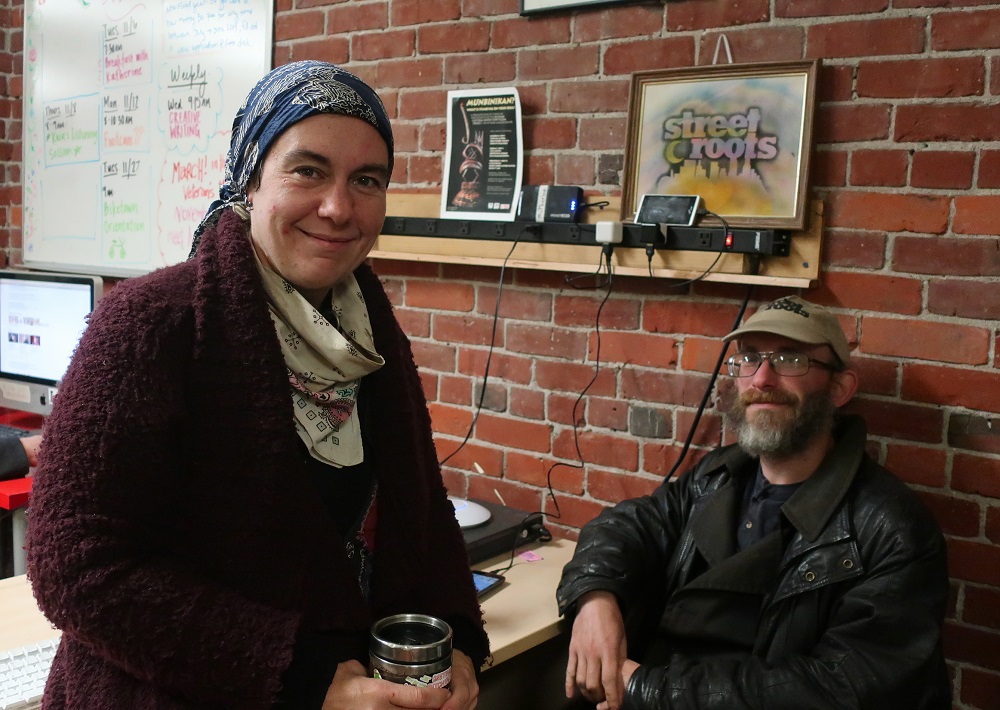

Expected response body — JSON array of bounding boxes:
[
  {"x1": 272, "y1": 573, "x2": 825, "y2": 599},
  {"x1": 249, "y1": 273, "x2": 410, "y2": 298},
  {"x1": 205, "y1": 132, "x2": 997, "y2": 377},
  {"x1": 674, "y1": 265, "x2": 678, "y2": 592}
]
[
  {"x1": 441, "y1": 88, "x2": 523, "y2": 221},
  {"x1": 620, "y1": 60, "x2": 819, "y2": 230}
]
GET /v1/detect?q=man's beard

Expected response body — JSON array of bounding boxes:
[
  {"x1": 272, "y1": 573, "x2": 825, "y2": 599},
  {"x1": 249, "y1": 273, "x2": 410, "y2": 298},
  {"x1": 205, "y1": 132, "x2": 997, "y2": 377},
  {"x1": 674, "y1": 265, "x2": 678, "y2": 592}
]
[{"x1": 723, "y1": 387, "x2": 837, "y2": 459}]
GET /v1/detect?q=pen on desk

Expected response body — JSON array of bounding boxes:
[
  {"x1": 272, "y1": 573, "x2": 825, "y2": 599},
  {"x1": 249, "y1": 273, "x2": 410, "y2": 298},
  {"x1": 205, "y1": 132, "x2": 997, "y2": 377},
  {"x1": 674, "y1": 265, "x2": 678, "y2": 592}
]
[{"x1": 494, "y1": 489, "x2": 506, "y2": 506}]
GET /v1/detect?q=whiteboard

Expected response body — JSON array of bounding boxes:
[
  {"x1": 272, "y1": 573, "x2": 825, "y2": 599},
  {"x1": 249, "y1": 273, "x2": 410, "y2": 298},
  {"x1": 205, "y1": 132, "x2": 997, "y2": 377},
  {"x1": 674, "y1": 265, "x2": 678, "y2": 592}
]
[{"x1": 22, "y1": 0, "x2": 273, "y2": 277}]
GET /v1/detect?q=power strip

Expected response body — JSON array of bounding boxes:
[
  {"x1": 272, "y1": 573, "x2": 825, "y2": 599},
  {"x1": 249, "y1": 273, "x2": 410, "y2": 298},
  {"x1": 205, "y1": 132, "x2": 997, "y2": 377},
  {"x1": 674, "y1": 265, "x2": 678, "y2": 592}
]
[
  {"x1": 382, "y1": 216, "x2": 791, "y2": 257},
  {"x1": 661, "y1": 226, "x2": 791, "y2": 256}
]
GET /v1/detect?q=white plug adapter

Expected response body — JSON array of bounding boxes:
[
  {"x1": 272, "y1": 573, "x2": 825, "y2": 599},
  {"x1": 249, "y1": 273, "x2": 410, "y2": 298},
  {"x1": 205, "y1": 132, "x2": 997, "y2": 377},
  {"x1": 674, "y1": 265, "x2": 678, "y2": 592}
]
[{"x1": 595, "y1": 221, "x2": 623, "y2": 244}]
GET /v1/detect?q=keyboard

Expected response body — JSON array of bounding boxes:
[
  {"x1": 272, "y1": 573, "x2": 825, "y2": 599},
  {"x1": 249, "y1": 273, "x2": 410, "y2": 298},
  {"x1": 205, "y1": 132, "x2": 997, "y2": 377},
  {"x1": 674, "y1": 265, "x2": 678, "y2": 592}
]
[
  {"x1": 0, "y1": 637, "x2": 58, "y2": 710},
  {"x1": 0, "y1": 424, "x2": 30, "y2": 440}
]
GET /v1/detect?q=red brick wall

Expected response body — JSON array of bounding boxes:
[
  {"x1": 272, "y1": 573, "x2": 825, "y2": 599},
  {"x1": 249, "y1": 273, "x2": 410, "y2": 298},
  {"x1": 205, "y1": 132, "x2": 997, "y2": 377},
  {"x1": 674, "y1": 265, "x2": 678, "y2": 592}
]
[{"x1": 4, "y1": 0, "x2": 1000, "y2": 705}]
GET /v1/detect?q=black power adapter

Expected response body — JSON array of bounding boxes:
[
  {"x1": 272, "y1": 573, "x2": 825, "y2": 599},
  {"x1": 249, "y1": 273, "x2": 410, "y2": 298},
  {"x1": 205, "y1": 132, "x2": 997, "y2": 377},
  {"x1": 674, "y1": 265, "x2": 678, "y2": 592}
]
[{"x1": 516, "y1": 185, "x2": 584, "y2": 223}]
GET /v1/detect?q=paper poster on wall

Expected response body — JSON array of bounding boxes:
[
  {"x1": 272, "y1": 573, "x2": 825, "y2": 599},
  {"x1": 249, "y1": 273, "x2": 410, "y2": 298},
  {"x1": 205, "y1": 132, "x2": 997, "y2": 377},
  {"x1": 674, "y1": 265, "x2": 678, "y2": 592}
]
[{"x1": 440, "y1": 88, "x2": 523, "y2": 222}]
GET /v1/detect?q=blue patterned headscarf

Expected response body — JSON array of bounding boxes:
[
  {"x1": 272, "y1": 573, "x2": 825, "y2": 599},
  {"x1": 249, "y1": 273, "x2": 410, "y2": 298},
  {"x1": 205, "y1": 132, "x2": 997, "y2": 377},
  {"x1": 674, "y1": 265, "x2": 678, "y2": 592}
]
[{"x1": 189, "y1": 60, "x2": 394, "y2": 256}]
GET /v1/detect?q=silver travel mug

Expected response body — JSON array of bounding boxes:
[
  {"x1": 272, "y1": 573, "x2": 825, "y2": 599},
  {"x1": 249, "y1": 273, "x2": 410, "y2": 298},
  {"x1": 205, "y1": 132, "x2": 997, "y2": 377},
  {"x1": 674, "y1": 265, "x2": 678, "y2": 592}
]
[{"x1": 369, "y1": 613, "x2": 453, "y2": 688}]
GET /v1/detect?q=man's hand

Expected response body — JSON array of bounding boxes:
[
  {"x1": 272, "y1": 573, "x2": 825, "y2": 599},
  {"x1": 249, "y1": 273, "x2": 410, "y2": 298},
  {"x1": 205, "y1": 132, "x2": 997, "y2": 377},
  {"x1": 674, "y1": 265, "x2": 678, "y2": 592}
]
[
  {"x1": 321, "y1": 660, "x2": 451, "y2": 710},
  {"x1": 21, "y1": 435, "x2": 42, "y2": 468},
  {"x1": 565, "y1": 590, "x2": 629, "y2": 710},
  {"x1": 596, "y1": 660, "x2": 639, "y2": 710},
  {"x1": 441, "y1": 649, "x2": 478, "y2": 710}
]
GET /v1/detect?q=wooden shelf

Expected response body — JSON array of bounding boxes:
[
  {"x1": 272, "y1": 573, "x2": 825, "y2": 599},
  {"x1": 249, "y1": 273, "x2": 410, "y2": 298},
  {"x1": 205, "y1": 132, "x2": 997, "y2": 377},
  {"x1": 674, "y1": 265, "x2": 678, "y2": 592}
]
[{"x1": 371, "y1": 193, "x2": 822, "y2": 288}]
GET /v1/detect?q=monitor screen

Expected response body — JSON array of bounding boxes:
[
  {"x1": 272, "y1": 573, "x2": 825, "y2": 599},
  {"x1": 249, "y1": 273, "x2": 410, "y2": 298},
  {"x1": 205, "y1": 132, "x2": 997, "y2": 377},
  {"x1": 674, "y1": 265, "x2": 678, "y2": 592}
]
[{"x1": 0, "y1": 269, "x2": 103, "y2": 416}]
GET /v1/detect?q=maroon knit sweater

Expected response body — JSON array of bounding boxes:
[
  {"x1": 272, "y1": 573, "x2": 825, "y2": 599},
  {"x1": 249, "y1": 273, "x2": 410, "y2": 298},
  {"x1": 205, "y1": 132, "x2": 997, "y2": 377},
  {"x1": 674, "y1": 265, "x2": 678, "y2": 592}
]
[{"x1": 26, "y1": 209, "x2": 487, "y2": 709}]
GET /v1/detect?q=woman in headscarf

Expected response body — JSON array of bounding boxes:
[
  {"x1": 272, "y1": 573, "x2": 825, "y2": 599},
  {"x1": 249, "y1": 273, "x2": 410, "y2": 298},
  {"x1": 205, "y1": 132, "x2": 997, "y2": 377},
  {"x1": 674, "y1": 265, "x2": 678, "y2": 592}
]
[{"x1": 27, "y1": 61, "x2": 488, "y2": 710}]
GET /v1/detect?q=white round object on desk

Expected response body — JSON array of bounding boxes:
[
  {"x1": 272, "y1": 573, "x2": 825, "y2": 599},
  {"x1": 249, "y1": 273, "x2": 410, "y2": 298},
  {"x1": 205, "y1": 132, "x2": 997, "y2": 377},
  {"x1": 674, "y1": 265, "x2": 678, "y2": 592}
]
[{"x1": 448, "y1": 496, "x2": 492, "y2": 529}]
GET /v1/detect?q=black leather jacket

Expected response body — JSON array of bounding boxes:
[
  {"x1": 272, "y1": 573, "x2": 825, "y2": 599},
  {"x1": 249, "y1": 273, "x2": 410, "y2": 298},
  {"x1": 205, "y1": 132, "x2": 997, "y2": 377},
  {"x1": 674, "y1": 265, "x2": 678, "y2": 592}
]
[{"x1": 557, "y1": 416, "x2": 950, "y2": 709}]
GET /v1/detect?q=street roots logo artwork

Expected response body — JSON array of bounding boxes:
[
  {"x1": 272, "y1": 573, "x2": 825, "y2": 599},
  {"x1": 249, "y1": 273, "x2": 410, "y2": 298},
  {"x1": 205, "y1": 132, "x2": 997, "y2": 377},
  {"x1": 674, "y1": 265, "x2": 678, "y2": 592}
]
[
  {"x1": 661, "y1": 107, "x2": 777, "y2": 170},
  {"x1": 637, "y1": 72, "x2": 808, "y2": 221}
]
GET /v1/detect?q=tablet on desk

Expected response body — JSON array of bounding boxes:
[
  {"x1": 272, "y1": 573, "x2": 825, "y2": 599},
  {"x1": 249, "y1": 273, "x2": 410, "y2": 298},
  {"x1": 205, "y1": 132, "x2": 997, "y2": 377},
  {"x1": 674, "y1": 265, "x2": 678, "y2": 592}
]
[{"x1": 472, "y1": 569, "x2": 505, "y2": 598}]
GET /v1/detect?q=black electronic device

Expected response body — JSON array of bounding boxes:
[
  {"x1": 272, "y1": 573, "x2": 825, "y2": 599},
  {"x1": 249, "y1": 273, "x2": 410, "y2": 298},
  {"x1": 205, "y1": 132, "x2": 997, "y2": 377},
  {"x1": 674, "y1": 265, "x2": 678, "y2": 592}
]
[
  {"x1": 635, "y1": 193, "x2": 703, "y2": 227},
  {"x1": 516, "y1": 185, "x2": 584, "y2": 223},
  {"x1": 471, "y1": 569, "x2": 506, "y2": 598},
  {"x1": 460, "y1": 498, "x2": 548, "y2": 565}
]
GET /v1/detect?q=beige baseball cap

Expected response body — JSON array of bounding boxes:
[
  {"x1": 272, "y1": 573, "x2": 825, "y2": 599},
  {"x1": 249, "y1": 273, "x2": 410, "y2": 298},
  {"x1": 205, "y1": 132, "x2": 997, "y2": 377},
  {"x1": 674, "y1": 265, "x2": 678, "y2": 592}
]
[{"x1": 723, "y1": 296, "x2": 850, "y2": 365}]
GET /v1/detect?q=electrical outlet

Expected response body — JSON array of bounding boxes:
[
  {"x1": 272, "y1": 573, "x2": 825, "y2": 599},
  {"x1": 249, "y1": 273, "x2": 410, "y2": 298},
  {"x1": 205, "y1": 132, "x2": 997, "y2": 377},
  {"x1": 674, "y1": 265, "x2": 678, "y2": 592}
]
[
  {"x1": 492, "y1": 223, "x2": 505, "y2": 238},
  {"x1": 568, "y1": 225, "x2": 581, "y2": 242},
  {"x1": 697, "y1": 231, "x2": 713, "y2": 248},
  {"x1": 424, "y1": 219, "x2": 437, "y2": 235},
  {"x1": 458, "y1": 221, "x2": 470, "y2": 236},
  {"x1": 387, "y1": 217, "x2": 406, "y2": 233}
]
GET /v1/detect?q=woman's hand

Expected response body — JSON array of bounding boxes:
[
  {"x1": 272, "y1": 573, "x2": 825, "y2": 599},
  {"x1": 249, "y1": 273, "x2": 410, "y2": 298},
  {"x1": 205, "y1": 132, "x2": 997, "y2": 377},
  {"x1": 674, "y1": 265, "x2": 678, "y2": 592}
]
[
  {"x1": 321, "y1": 660, "x2": 451, "y2": 710},
  {"x1": 441, "y1": 650, "x2": 478, "y2": 710}
]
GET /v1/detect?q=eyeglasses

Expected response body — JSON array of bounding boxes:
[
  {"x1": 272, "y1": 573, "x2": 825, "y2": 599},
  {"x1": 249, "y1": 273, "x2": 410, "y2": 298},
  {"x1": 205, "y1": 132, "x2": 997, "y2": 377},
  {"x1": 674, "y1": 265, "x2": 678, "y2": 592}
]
[{"x1": 726, "y1": 350, "x2": 840, "y2": 378}]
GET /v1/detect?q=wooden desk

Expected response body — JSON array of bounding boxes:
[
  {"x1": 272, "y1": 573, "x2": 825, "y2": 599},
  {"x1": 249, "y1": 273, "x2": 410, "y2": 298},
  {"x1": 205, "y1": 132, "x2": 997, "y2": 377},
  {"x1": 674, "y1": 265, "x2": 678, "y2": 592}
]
[
  {"x1": 0, "y1": 541, "x2": 578, "y2": 709},
  {"x1": 0, "y1": 574, "x2": 59, "y2": 653},
  {"x1": 0, "y1": 542, "x2": 575, "y2": 661},
  {"x1": 476, "y1": 538, "x2": 583, "y2": 709},
  {"x1": 478, "y1": 537, "x2": 575, "y2": 669}
]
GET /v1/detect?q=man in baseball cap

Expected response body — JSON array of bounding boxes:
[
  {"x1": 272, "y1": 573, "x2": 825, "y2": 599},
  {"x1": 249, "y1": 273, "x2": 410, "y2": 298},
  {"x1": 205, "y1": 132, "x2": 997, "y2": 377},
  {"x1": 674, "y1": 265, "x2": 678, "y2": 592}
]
[
  {"x1": 719, "y1": 295, "x2": 854, "y2": 461},
  {"x1": 558, "y1": 295, "x2": 950, "y2": 710}
]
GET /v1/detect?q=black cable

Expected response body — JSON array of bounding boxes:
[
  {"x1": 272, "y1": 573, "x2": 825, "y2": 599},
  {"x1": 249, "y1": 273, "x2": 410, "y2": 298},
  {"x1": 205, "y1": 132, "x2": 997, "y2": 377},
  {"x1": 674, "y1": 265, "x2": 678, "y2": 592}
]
[
  {"x1": 641, "y1": 210, "x2": 730, "y2": 285},
  {"x1": 664, "y1": 251, "x2": 724, "y2": 289},
  {"x1": 490, "y1": 246, "x2": 615, "y2": 575},
  {"x1": 438, "y1": 226, "x2": 537, "y2": 467},
  {"x1": 601, "y1": 242, "x2": 615, "y2": 267},
  {"x1": 661, "y1": 210, "x2": 730, "y2": 289},
  {"x1": 662, "y1": 272, "x2": 757, "y2": 481},
  {"x1": 564, "y1": 238, "x2": 611, "y2": 289},
  {"x1": 701, "y1": 210, "x2": 730, "y2": 249}
]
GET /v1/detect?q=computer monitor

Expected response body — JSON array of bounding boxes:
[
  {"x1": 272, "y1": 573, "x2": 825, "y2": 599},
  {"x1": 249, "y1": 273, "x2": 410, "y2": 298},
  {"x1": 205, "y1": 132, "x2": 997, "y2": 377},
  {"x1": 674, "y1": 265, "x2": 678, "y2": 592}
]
[{"x1": 0, "y1": 269, "x2": 103, "y2": 416}]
